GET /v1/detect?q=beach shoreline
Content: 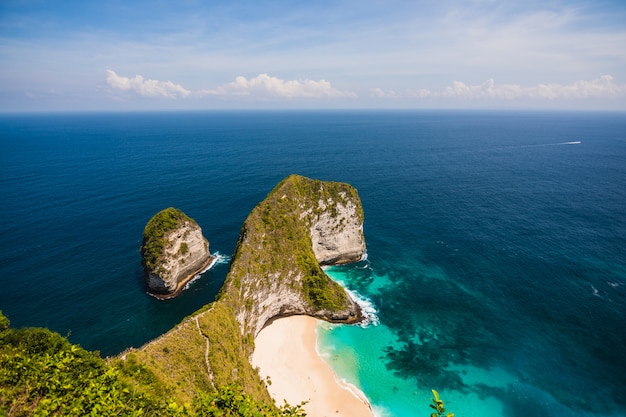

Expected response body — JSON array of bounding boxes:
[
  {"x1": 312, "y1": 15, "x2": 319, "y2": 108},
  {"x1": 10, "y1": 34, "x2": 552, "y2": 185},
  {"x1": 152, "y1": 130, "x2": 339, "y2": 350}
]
[{"x1": 252, "y1": 315, "x2": 374, "y2": 417}]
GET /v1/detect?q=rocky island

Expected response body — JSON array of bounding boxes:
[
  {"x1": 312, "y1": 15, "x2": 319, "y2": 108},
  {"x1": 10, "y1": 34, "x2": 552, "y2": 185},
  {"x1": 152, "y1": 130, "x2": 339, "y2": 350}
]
[{"x1": 140, "y1": 207, "x2": 215, "y2": 299}]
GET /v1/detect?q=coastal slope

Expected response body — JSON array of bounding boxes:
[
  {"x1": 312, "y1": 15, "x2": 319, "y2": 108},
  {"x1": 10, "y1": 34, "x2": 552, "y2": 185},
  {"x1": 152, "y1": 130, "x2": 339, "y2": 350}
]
[
  {"x1": 126, "y1": 175, "x2": 367, "y2": 405},
  {"x1": 228, "y1": 174, "x2": 366, "y2": 336}
]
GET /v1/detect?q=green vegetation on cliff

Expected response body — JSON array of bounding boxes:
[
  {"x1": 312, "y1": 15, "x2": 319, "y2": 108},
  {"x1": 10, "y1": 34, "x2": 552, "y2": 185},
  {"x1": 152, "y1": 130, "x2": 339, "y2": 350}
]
[
  {"x1": 126, "y1": 175, "x2": 364, "y2": 408},
  {"x1": 0, "y1": 310, "x2": 8, "y2": 330},
  {"x1": 0, "y1": 311, "x2": 159, "y2": 416},
  {"x1": 122, "y1": 302, "x2": 269, "y2": 406},
  {"x1": 1, "y1": 175, "x2": 365, "y2": 416},
  {"x1": 0, "y1": 311, "x2": 304, "y2": 416},
  {"x1": 141, "y1": 207, "x2": 193, "y2": 272},
  {"x1": 231, "y1": 174, "x2": 360, "y2": 312}
]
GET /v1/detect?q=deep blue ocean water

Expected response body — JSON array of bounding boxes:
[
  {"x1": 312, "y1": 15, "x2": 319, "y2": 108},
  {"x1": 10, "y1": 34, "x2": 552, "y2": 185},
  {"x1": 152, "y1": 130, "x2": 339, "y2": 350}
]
[{"x1": 1, "y1": 110, "x2": 625, "y2": 416}]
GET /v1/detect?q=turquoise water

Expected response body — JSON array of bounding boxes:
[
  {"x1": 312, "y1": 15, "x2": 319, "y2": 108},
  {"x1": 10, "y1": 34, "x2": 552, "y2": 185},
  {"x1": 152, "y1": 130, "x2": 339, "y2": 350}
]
[
  {"x1": 321, "y1": 267, "x2": 607, "y2": 417},
  {"x1": 1, "y1": 111, "x2": 625, "y2": 416}
]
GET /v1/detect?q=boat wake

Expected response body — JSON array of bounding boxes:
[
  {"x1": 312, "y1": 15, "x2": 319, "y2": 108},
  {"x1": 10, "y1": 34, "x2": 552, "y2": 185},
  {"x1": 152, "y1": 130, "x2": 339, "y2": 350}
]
[
  {"x1": 498, "y1": 140, "x2": 582, "y2": 151},
  {"x1": 532, "y1": 140, "x2": 582, "y2": 147}
]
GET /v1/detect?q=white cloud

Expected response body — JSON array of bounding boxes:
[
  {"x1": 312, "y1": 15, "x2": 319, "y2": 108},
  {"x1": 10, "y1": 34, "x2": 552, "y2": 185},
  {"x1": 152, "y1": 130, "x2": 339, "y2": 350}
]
[
  {"x1": 527, "y1": 76, "x2": 626, "y2": 99},
  {"x1": 106, "y1": 70, "x2": 191, "y2": 98},
  {"x1": 370, "y1": 88, "x2": 404, "y2": 99},
  {"x1": 372, "y1": 75, "x2": 626, "y2": 101},
  {"x1": 371, "y1": 87, "x2": 432, "y2": 99},
  {"x1": 441, "y1": 79, "x2": 523, "y2": 99},
  {"x1": 200, "y1": 74, "x2": 356, "y2": 99}
]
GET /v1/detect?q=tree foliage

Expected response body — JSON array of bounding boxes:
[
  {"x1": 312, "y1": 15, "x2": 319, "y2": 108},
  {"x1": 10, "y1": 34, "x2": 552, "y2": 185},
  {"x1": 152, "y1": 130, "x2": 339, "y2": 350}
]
[
  {"x1": 0, "y1": 316, "x2": 305, "y2": 417},
  {"x1": 141, "y1": 207, "x2": 193, "y2": 271},
  {"x1": 0, "y1": 311, "x2": 9, "y2": 330},
  {"x1": 0, "y1": 325, "x2": 160, "y2": 416},
  {"x1": 192, "y1": 384, "x2": 306, "y2": 417},
  {"x1": 429, "y1": 389, "x2": 454, "y2": 417}
]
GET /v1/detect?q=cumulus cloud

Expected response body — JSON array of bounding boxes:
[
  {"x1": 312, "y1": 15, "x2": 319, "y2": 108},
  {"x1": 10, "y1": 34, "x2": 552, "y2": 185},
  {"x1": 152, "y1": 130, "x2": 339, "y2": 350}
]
[
  {"x1": 200, "y1": 74, "x2": 356, "y2": 99},
  {"x1": 372, "y1": 75, "x2": 626, "y2": 101},
  {"x1": 527, "y1": 76, "x2": 626, "y2": 99},
  {"x1": 106, "y1": 70, "x2": 191, "y2": 99}
]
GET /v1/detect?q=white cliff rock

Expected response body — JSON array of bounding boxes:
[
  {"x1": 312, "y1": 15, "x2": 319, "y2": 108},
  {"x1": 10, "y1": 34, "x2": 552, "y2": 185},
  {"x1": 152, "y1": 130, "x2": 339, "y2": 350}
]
[
  {"x1": 223, "y1": 175, "x2": 367, "y2": 336},
  {"x1": 310, "y1": 194, "x2": 366, "y2": 265},
  {"x1": 135, "y1": 176, "x2": 368, "y2": 400},
  {"x1": 141, "y1": 208, "x2": 214, "y2": 298}
]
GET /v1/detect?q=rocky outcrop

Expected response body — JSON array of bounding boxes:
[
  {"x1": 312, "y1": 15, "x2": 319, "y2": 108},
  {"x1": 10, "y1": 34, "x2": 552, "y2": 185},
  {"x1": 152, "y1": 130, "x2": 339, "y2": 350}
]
[
  {"x1": 221, "y1": 174, "x2": 366, "y2": 336},
  {"x1": 134, "y1": 176, "x2": 367, "y2": 401},
  {"x1": 310, "y1": 196, "x2": 366, "y2": 265},
  {"x1": 141, "y1": 208, "x2": 214, "y2": 299}
]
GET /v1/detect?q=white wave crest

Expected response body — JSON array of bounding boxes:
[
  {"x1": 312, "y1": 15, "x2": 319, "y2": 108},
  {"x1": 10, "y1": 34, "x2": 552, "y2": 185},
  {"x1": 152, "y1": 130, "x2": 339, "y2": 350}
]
[
  {"x1": 591, "y1": 285, "x2": 601, "y2": 298},
  {"x1": 344, "y1": 286, "x2": 379, "y2": 327},
  {"x1": 211, "y1": 251, "x2": 231, "y2": 266},
  {"x1": 183, "y1": 251, "x2": 231, "y2": 290},
  {"x1": 183, "y1": 274, "x2": 204, "y2": 291}
]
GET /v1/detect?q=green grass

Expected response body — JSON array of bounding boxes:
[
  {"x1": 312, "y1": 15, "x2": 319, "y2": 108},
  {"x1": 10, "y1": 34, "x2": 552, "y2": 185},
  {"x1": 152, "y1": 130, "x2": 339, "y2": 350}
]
[
  {"x1": 231, "y1": 174, "x2": 361, "y2": 311},
  {"x1": 0, "y1": 311, "x2": 304, "y2": 416},
  {"x1": 131, "y1": 175, "x2": 364, "y2": 403},
  {"x1": 141, "y1": 207, "x2": 194, "y2": 272},
  {"x1": 123, "y1": 316, "x2": 211, "y2": 404},
  {"x1": 0, "y1": 175, "x2": 365, "y2": 416}
]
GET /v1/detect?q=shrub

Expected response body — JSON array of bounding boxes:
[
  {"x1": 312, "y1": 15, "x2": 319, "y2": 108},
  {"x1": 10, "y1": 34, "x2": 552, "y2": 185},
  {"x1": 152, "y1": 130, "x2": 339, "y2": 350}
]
[{"x1": 141, "y1": 207, "x2": 193, "y2": 271}]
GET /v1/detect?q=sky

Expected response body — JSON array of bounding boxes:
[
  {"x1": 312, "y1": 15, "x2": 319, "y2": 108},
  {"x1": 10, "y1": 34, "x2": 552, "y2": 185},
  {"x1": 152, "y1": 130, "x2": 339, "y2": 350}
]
[{"x1": 1, "y1": 0, "x2": 625, "y2": 112}]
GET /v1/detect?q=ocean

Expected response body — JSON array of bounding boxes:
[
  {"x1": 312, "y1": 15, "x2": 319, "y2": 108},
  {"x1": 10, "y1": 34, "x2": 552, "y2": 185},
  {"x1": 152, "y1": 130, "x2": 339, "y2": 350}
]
[{"x1": 1, "y1": 110, "x2": 624, "y2": 417}]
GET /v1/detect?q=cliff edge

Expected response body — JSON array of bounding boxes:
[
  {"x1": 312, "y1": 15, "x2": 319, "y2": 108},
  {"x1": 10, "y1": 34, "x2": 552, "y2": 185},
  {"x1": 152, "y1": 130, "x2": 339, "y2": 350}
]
[
  {"x1": 1, "y1": 176, "x2": 368, "y2": 414},
  {"x1": 226, "y1": 174, "x2": 366, "y2": 336},
  {"x1": 127, "y1": 175, "x2": 366, "y2": 403},
  {"x1": 141, "y1": 207, "x2": 214, "y2": 299}
]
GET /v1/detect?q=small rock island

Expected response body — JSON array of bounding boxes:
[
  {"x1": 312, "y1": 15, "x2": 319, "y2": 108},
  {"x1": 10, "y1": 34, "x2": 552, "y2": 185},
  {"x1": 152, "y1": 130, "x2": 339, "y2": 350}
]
[{"x1": 140, "y1": 207, "x2": 214, "y2": 299}]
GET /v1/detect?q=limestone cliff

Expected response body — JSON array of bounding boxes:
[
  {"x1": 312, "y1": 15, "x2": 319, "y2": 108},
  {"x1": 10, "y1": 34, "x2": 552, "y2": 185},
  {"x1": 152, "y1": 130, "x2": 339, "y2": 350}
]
[
  {"x1": 141, "y1": 208, "x2": 214, "y2": 299},
  {"x1": 130, "y1": 175, "x2": 366, "y2": 403},
  {"x1": 225, "y1": 174, "x2": 366, "y2": 336},
  {"x1": 310, "y1": 194, "x2": 366, "y2": 265}
]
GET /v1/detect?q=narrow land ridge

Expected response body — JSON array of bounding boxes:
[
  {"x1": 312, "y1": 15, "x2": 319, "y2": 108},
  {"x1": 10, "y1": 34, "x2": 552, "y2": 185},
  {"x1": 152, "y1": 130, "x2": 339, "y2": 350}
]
[{"x1": 125, "y1": 175, "x2": 367, "y2": 405}]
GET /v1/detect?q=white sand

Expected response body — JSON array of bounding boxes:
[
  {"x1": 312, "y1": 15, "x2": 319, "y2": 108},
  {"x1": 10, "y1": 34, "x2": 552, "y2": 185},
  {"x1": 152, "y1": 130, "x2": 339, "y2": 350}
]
[{"x1": 252, "y1": 315, "x2": 374, "y2": 417}]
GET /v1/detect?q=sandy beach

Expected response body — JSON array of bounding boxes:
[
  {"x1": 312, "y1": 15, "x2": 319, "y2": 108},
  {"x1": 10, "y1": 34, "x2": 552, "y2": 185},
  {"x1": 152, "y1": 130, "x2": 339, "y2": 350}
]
[{"x1": 252, "y1": 315, "x2": 373, "y2": 417}]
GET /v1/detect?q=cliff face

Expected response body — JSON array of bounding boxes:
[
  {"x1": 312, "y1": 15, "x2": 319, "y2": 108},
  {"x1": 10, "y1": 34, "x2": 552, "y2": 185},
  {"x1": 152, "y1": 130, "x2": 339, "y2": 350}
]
[
  {"x1": 131, "y1": 176, "x2": 366, "y2": 403},
  {"x1": 141, "y1": 208, "x2": 213, "y2": 298},
  {"x1": 310, "y1": 196, "x2": 366, "y2": 265},
  {"x1": 223, "y1": 174, "x2": 366, "y2": 336}
]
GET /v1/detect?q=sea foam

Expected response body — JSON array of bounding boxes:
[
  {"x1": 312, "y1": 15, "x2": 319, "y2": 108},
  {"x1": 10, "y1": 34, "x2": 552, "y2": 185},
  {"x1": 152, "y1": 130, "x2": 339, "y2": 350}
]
[
  {"x1": 323, "y1": 265, "x2": 380, "y2": 327},
  {"x1": 183, "y1": 251, "x2": 230, "y2": 290}
]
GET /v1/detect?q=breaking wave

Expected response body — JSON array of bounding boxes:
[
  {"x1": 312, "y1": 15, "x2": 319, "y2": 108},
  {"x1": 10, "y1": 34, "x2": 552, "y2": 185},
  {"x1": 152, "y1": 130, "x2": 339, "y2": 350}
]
[{"x1": 183, "y1": 251, "x2": 230, "y2": 290}]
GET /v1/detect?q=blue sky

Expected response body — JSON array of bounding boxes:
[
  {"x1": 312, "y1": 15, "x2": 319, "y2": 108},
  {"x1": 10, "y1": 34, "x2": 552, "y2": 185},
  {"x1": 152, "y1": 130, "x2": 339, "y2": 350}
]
[{"x1": 1, "y1": 0, "x2": 625, "y2": 111}]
